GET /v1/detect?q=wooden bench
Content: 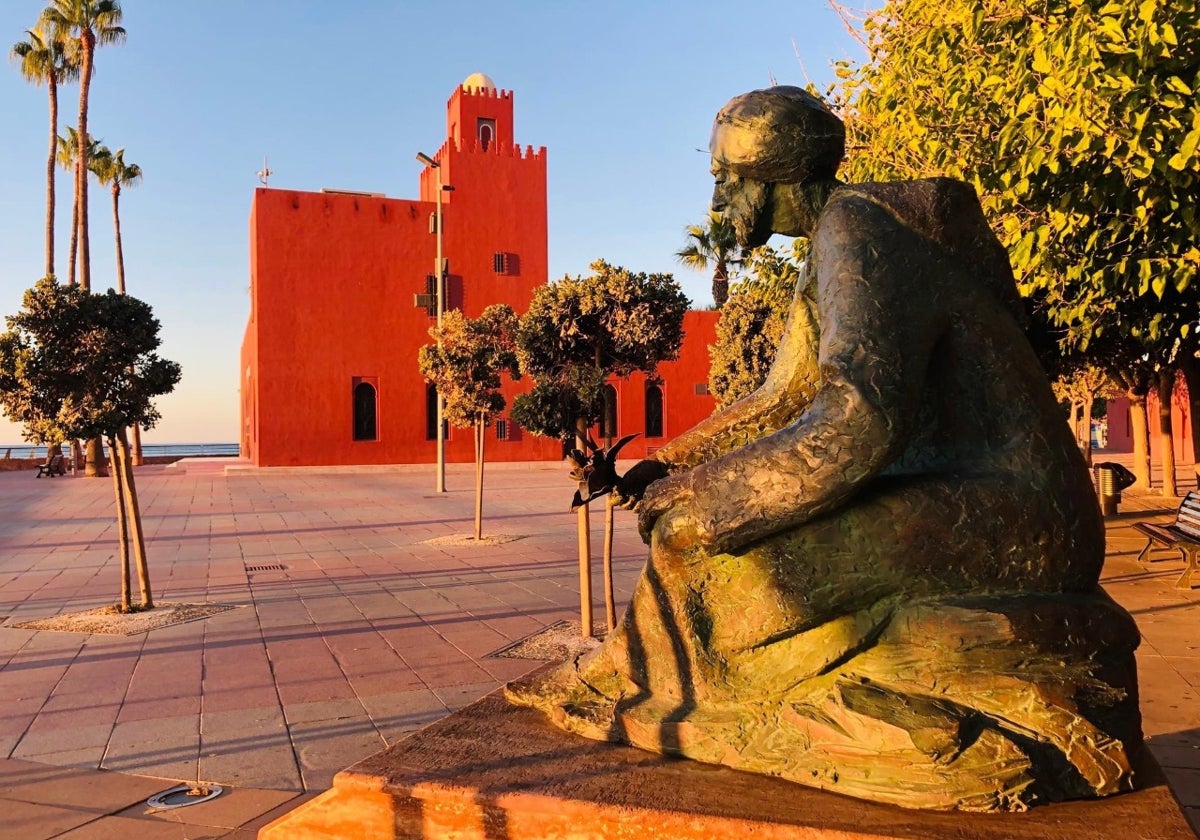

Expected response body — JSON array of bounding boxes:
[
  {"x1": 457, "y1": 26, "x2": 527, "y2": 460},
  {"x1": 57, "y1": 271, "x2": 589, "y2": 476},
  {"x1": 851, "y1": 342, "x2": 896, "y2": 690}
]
[
  {"x1": 35, "y1": 453, "x2": 66, "y2": 478},
  {"x1": 1134, "y1": 490, "x2": 1200, "y2": 589}
]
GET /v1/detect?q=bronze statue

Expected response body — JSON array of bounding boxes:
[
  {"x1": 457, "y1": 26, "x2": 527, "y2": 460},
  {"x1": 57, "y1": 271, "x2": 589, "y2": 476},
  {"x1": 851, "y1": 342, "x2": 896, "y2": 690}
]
[{"x1": 508, "y1": 86, "x2": 1142, "y2": 812}]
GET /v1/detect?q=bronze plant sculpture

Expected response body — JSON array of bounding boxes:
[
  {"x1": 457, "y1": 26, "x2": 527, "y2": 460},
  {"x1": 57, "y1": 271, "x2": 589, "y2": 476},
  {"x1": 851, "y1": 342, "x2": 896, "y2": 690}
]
[{"x1": 508, "y1": 86, "x2": 1141, "y2": 812}]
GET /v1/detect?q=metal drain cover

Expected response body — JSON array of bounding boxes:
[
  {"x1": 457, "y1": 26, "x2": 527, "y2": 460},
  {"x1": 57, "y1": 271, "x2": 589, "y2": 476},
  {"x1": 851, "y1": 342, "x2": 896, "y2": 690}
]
[
  {"x1": 245, "y1": 563, "x2": 286, "y2": 573},
  {"x1": 146, "y1": 783, "x2": 224, "y2": 809}
]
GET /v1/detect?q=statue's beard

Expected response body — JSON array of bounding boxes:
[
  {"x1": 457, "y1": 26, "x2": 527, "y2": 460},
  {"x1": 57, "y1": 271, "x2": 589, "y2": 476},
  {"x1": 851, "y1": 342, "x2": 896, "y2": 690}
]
[{"x1": 724, "y1": 180, "x2": 773, "y2": 249}]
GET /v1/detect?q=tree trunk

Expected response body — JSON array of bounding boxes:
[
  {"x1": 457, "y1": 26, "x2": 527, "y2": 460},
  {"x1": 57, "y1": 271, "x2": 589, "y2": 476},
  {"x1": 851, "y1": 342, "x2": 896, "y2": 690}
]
[
  {"x1": 118, "y1": 427, "x2": 153, "y2": 608},
  {"x1": 108, "y1": 435, "x2": 132, "y2": 612},
  {"x1": 46, "y1": 76, "x2": 57, "y2": 278},
  {"x1": 603, "y1": 496, "x2": 616, "y2": 633},
  {"x1": 474, "y1": 417, "x2": 484, "y2": 541},
  {"x1": 132, "y1": 424, "x2": 143, "y2": 466},
  {"x1": 1068, "y1": 401, "x2": 1082, "y2": 449},
  {"x1": 85, "y1": 436, "x2": 105, "y2": 478},
  {"x1": 113, "y1": 184, "x2": 125, "y2": 293},
  {"x1": 1129, "y1": 390, "x2": 1152, "y2": 490},
  {"x1": 77, "y1": 36, "x2": 94, "y2": 292},
  {"x1": 575, "y1": 415, "x2": 593, "y2": 638},
  {"x1": 1178, "y1": 352, "x2": 1200, "y2": 465},
  {"x1": 67, "y1": 161, "x2": 79, "y2": 287},
  {"x1": 1158, "y1": 370, "x2": 1179, "y2": 498},
  {"x1": 1081, "y1": 395, "x2": 1094, "y2": 466}
]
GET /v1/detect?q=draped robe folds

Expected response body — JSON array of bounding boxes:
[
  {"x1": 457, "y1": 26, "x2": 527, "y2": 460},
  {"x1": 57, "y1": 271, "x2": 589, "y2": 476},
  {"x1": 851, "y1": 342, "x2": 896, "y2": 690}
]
[{"x1": 507, "y1": 179, "x2": 1142, "y2": 812}]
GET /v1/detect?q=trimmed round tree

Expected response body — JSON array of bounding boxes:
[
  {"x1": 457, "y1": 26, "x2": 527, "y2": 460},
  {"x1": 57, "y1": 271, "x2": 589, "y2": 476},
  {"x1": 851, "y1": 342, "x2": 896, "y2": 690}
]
[
  {"x1": 418, "y1": 304, "x2": 520, "y2": 541},
  {"x1": 0, "y1": 277, "x2": 180, "y2": 611}
]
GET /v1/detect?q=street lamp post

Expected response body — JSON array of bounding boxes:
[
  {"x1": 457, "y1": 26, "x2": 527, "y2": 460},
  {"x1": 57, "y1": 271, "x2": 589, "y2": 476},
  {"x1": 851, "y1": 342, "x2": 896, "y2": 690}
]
[{"x1": 417, "y1": 152, "x2": 447, "y2": 493}]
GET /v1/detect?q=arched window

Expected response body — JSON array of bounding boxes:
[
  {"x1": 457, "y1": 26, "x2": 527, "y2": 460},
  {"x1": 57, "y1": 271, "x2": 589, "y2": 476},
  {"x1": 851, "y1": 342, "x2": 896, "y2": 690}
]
[
  {"x1": 477, "y1": 118, "x2": 495, "y2": 151},
  {"x1": 645, "y1": 384, "x2": 664, "y2": 438},
  {"x1": 353, "y1": 382, "x2": 378, "y2": 441},
  {"x1": 426, "y1": 384, "x2": 439, "y2": 441},
  {"x1": 600, "y1": 384, "x2": 618, "y2": 441}
]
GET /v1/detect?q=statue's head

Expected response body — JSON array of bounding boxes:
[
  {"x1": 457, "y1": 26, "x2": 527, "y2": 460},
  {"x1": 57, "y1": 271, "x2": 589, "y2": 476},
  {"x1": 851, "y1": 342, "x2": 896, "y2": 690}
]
[{"x1": 709, "y1": 86, "x2": 844, "y2": 246}]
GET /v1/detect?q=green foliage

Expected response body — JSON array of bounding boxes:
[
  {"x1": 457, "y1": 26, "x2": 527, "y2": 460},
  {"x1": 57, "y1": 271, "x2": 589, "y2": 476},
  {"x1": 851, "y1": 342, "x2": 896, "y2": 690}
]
[
  {"x1": 835, "y1": 0, "x2": 1200, "y2": 351},
  {"x1": 676, "y1": 211, "x2": 742, "y2": 308},
  {"x1": 417, "y1": 304, "x2": 519, "y2": 429},
  {"x1": 10, "y1": 23, "x2": 78, "y2": 87},
  {"x1": 0, "y1": 277, "x2": 181, "y2": 442},
  {"x1": 90, "y1": 144, "x2": 141, "y2": 190},
  {"x1": 708, "y1": 261, "x2": 794, "y2": 408},
  {"x1": 509, "y1": 378, "x2": 601, "y2": 440},
  {"x1": 514, "y1": 260, "x2": 689, "y2": 439}
]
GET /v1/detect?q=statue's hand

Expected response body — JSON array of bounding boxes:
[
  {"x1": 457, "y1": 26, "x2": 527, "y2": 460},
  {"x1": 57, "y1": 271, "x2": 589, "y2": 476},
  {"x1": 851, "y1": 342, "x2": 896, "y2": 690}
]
[
  {"x1": 613, "y1": 459, "x2": 672, "y2": 509},
  {"x1": 637, "y1": 471, "x2": 699, "y2": 546}
]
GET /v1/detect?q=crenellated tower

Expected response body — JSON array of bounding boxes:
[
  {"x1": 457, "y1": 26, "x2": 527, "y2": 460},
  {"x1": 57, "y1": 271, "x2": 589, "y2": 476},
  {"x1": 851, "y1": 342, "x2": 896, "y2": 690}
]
[{"x1": 417, "y1": 73, "x2": 548, "y2": 318}]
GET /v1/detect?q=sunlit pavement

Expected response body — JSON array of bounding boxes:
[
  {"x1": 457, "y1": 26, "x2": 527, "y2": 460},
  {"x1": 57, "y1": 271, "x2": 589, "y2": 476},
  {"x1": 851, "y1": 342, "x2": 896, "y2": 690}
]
[{"x1": 0, "y1": 452, "x2": 1197, "y2": 837}]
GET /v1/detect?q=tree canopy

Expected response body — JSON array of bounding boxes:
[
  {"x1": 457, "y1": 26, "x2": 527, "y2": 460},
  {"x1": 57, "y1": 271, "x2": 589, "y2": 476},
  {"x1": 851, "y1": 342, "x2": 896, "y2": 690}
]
[
  {"x1": 0, "y1": 277, "x2": 180, "y2": 442},
  {"x1": 835, "y1": 0, "x2": 1200, "y2": 350},
  {"x1": 417, "y1": 304, "x2": 519, "y2": 429},
  {"x1": 708, "y1": 246, "x2": 799, "y2": 407},
  {"x1": 513, "y1": 259, "x2": 689, "y2": 439}
]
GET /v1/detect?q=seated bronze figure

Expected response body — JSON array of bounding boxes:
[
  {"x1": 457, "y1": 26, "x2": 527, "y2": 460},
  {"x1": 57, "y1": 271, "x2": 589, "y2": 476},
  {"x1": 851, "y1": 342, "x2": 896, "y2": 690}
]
[{"x1": 508, "y1": 86, "x2": 1141, "y2": 812}]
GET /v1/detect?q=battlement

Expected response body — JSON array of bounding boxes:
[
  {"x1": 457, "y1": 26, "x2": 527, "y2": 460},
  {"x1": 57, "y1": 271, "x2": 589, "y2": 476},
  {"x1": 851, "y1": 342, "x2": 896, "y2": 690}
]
[
  {"x1": 450, "y1": 85, "x2": 513, "y2": 106},
  {"x1": 452, "y1": 139, "x2": 546, "y2": 160}
]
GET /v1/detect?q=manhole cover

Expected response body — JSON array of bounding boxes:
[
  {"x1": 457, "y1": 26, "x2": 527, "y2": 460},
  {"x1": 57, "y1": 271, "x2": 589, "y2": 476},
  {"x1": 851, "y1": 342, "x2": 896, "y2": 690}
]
[
  {"x1": 147, "y1": 783, "x2": 223, "y2": 809},
  {"x1": 245, "y1": 563, "x2": 286, "y2": 573}
]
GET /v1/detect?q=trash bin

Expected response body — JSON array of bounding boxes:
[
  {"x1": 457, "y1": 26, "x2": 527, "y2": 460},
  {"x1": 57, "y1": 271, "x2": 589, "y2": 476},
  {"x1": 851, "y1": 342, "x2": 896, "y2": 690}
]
[{"x1": 1093, "y1": 462, "x2": 1136, "y2": 516}]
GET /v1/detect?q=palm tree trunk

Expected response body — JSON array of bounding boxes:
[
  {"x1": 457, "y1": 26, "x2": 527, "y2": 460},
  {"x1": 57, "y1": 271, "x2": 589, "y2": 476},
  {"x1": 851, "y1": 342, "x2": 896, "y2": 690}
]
[
  {"x1": 575, "y1": 415, "x2": 593, "y2": 638},
  {"x1": 77, "y1": 37, "x2": 93, "y2": 292},
  {"x1": 108, "y1": 435, "x2": 132, "y2": 611},
  {"x1": 46, "y1": 77, "x2": 57, "y2": 279},
  {"x1": 474, "y1": 416, "x2": 484, "y2": 541},
  {"x1": 67, "y1": 161, "x2": 79, "y2": 286},
  {"x1": 1130, "y1": 390, "x2": 1151, "y2": 490},
  {"x1": 712, "y1": 261, "x2": 729, "y2": 309},
  {"x1": 1158, "y1": 370, "x2": 1178, "y2": 498},
  {"x1": 112, "y1": 184, "x2": 125, "y2": 293},
  {"x1": 118, "y1": 427, "x2": 153, "y2": 608}
]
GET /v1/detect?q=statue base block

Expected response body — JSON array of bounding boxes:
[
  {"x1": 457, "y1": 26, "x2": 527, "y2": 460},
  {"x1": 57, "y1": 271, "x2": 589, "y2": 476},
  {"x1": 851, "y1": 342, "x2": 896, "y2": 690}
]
[{"x1": 259, "y1": 690, "x2": 1192, "y2": 840}]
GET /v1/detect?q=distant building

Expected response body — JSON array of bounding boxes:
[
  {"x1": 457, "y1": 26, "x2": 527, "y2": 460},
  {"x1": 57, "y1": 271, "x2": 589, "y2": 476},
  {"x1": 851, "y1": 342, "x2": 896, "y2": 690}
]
[{"x1": 240, "y1": 74, "x2": 717, "y2": 467}]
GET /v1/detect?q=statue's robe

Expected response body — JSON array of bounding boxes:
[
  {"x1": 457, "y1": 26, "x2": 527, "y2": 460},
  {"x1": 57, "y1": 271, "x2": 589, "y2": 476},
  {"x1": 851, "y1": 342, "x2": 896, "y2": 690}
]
[{"x1": 508, "y1": 179, "x2": 1141, "y2": 812}]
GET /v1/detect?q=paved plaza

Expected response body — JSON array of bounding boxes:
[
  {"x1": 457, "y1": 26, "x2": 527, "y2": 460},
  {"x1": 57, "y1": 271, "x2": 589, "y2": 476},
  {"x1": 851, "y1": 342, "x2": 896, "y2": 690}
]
[{"x1": 0, "y1": 454, "x2": 1198, "y2": 837}]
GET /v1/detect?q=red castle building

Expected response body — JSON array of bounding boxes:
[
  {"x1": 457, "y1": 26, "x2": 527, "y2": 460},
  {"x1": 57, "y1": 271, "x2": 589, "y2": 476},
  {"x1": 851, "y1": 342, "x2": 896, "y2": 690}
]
[{"x1": 240, "y1": 74, "x2": 718, "y2": 468}]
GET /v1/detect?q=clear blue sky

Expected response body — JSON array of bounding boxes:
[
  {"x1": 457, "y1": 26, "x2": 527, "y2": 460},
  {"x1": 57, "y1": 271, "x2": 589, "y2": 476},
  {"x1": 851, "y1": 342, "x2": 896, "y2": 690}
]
[{"x1": 0, "y1": 1, "x2": 869, "y2": 444}]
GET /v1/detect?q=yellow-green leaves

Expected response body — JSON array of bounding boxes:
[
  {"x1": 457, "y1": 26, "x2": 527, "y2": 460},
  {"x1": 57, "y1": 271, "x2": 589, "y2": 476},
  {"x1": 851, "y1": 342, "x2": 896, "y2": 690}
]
[{"x1": 834, "y1": 0, "x2": 1200, "y2": 354}]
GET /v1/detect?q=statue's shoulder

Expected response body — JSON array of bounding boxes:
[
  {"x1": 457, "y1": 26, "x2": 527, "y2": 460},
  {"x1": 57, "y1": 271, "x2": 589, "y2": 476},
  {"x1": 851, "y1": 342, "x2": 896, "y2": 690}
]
[{"x1": 827, "y1": 178, "x2": 984, "y2": 228}]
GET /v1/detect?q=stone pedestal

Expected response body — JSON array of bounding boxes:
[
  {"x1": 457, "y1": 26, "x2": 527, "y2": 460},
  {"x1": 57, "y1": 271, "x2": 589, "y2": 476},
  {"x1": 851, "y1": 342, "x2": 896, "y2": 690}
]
[{"x1": 259, "y1": 691, "x2": 1193, "y2": 840}]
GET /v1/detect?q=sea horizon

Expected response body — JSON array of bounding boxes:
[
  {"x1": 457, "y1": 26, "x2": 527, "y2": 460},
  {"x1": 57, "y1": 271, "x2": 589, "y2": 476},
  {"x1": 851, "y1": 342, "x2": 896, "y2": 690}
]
[{"x1": 2, "y1": 442, "x2": 240, "y2": 459}]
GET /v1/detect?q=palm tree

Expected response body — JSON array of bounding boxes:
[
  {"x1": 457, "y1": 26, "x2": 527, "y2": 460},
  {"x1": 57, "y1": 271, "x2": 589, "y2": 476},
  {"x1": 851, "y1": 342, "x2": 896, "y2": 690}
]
[
  {"x1": 91, "y1": 144, "x2": 145, "y2": 465},
  {"x1": 10, "y1": 23, "x2": 78, "y2": 279},
  {"x1": 56, "y1": 126, "x2": 101, "y2": 287},
  {"x1": 90, "y1": 145, "x2": 139, "y2": 293},
  {"x1": 676, "y1": 211, "x2": 741, "y2": 308},
  {"x1": 41, "y1": 0, "x2": 125, "y2": 293}
]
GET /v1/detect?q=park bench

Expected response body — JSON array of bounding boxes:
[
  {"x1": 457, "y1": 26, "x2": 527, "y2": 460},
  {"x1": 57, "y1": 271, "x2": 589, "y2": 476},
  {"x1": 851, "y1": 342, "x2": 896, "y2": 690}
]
[
  {"x1": 36, "y1": 453, "x2": 66, "y2": 478},
  {"x1": 1134, "y1": 490, "x2": 1200, "y2": 589}
]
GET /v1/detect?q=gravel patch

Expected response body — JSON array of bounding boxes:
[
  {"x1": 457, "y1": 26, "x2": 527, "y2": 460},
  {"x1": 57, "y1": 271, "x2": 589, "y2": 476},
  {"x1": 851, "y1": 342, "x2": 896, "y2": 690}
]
[
  {"x1": 11, "y1": 602, "x2": 239, "y2": 636},
  {"x1": 489, "y1": 620, "x2": 607, "y2": 661},
  {"x1": 421, "y1": 534, "x2": 525, "y2": 546}
]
